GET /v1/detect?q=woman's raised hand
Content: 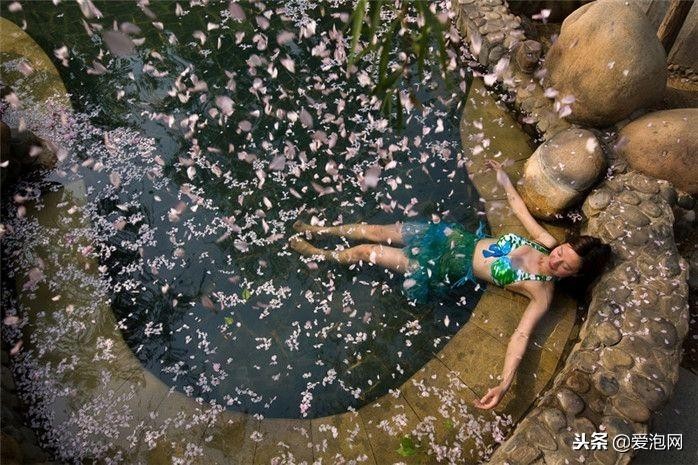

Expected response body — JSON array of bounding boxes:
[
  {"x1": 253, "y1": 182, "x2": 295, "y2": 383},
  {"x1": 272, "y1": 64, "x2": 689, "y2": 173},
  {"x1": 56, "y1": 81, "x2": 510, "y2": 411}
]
[{"x1": 485, "y1": 159, "x2": 511, "y2": 188}]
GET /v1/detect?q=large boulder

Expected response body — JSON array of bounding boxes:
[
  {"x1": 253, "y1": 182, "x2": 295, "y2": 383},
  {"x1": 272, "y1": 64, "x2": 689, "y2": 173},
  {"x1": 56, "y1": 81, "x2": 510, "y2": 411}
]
[
  {"x1": 520, "y1": 128, "x2": 606, "y2": 220},
  {"x1": 544, "y1": 0, "x2": 667, "y2": 127},
  {"x1": 616, "y1": 109, "x2": 698, "y2": 194}
]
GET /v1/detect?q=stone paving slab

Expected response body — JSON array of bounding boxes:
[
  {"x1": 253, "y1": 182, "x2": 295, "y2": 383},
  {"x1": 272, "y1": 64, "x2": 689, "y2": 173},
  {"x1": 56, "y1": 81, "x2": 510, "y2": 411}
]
[
  {"x1": 252, "y1": 418, "x2": 314, "y2": 465},
  {"x1": 469, "y1": 291, "x2": 576, "y2": 365},
  {"x1": 311, "y1": 411, "x2": 376, "y2": 465},
  {"x1": 199, "y1": 415, "x2": 259, "y2": 465},
  {"x1": 358, "y1": 392, "x2": 422, "y2": 465}
]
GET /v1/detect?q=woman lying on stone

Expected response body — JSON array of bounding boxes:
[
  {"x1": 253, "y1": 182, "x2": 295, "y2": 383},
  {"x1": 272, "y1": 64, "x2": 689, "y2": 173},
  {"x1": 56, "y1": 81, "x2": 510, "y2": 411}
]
[{"x1": 289, "y1": 159, "x2": 611, "y2": 410}]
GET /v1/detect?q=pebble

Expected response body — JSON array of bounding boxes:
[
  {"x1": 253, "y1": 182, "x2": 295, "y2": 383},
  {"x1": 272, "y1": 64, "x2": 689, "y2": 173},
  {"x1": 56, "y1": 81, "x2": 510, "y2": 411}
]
[
  {"x1": 587, "y1": 188, "x2": 611, "y2": 210},
  {"x1": 628, "y1": 175, "x2": 660, "y2": 194},
  {"x1": 625, "y1": 373, "x2": 666, "y2": 410},
  {"x1": 601, "y1": 347, "x2": 634, "y2": 370},
  {"x1": 556, "y1": 388, "x2": 585, "y2": 416},
  {"x1": 647, "y1": 318, "x2": 678, "y2": 350},
  {"x1": 593, "y1": 371, "x2": 619, "y2": 396},
  {"x1": 618, "y1": 190, "x2": 640, "y2": 205},
  {"x1": 658, "y1": 255, "x2": 681, "y2": 278},
  {"x1": 539, "y1": 407, "x2": 566, "y2": 432},
  {"x1": 572, "y1": 350, "x2": 600, "y2": 374},
  {"x1": 620, "y1": 205, "x2": 650, "y2": 226},
  {"x1": 625, "y1": 228, "x2": 649, "y2": 246},
  {"x1": 525, "y1": 422, "x2": 557, "y2": 451},
  {"x1": 565, "y1": 371, "x2": 590, "y2": 394},
  {"x1": 639, "y1": 200, "x2": 662, "y2": 218},
  {"x1": 612, "y1": 395, "x2": 650, "y2": 422},
  {"x1": 596, "y1": 321, "x2": 622, "y2": 347},
  {"x1": 603, "y1": 219, "x2": 625, "y2": 240}
]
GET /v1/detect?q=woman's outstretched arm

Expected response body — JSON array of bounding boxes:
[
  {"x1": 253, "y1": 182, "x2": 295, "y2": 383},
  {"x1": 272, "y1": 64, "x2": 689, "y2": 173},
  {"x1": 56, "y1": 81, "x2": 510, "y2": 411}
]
[
  {"x1": 485, "y1": 159, "x2": 557, "y2": 249},
  {"x1": 474, "y1": 286, "x2": 552, "y2": 410}
]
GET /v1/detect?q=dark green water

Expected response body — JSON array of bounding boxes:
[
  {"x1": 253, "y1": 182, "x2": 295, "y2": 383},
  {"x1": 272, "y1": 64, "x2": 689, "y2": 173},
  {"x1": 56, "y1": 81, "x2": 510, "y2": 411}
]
[{"x1": 2, "y1": 0, "x2": 485, "y2": 418}]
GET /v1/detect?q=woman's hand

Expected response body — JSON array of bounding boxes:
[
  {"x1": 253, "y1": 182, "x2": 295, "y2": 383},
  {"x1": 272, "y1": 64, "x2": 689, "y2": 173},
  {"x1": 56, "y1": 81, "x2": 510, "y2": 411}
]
[
  {"x1": 473, "y1": 384, "x2": 507, "y2": 410},
  {"x1": 484, "y1": 159, "x2": 511, "y2": 188}
]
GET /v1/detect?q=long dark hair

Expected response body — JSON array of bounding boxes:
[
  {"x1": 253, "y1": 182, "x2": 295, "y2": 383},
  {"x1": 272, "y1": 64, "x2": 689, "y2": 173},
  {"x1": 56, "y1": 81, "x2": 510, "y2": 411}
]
[{"x1": 559, "y1": 235, "x2": 613, "y2": 301}]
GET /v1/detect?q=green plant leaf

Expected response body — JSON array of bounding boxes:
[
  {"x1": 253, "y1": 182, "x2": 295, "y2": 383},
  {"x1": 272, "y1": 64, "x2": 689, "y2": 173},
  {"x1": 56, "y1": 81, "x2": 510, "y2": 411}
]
[
  {"x1": 378, "y1": 20, "x2": 399, "y2": 82},
  {"x1": 444, "y1": 418, "x2": 454, "y2": 430},
  {"x1": 241, "y1": 288, "x2": 252, "y2": 300},
  {"x1": 395, "y1": 89, "x2": 404, "y2": 131},
  {"x1": 396, "y1": 435, "x2": 418, "y2": 457},
  {"x1": 224, "y1": 316, "x2": 234, "y2": 326},
  {"x1": 422, "y1": 4, "x2": 449, "y2": 78},
  {"x1": 416, "y1": 28, "x2": 428, "y2": 79},
  {"x1": 370, "y1": 0, "x2": 384, "y2": 33},
  {"x1": 372, "y1": 67, "x2": 402, "y2": 98},
  {"x1": 347, "y1": 0, "x2": 368, "y2": 68}
]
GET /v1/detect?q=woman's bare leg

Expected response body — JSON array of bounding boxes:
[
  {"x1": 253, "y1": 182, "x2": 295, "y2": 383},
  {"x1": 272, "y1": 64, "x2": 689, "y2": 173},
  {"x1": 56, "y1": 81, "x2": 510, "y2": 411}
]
[
  {"x1": 293, "y1": 220, "x2": 404, "y2": 245},
  {"x1": 289, "y1": 237, "x2": 409, "y2": 273}
]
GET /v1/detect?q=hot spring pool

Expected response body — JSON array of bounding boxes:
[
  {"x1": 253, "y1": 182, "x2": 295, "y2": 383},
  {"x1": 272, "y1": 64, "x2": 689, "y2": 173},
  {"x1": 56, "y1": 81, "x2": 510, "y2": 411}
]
[{"x1": 2, "y1": 0, "x2": 485, "y2": 418}]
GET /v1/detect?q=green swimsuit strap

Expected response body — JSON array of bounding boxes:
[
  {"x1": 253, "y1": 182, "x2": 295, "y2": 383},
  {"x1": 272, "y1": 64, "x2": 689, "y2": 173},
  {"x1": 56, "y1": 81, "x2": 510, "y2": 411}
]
[{"x1": 516, "y1": 235, "x2": 551, "y2": 254}]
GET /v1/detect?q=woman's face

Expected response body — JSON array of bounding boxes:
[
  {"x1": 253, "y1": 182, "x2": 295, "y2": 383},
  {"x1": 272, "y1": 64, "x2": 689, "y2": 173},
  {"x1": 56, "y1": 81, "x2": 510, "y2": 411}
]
[{"x1": 548, "y1": 243, "x2": 582, "y2": 277}]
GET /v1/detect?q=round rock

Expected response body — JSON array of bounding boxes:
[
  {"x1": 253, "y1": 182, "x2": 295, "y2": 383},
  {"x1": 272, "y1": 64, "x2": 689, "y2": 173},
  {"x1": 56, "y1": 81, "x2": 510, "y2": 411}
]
[
  {"x1": 539, "y1": 407, "x2": 567, "y2": 433},
  {"x1": 647, "y1": 318, "x2": 678, "y2": 350},
  {"x1": 565, "y1": 370, "x2": 591, "y2": 394},
  {"x1": 589, "y1": 189, "x2": 611, "y2": 209},
  {"x1": 617, "y1": 109, "x2": 698, "y2": 194},
  {"x1": 639, "y1": 200, "x2": 662, "y2": 218},
  {"x1": 618, "y1": 191, "x2": 641, "y2": 205},
  {"x1": 612, "y1": 395, "x2": 650, "y2": 422},
  {"x1": 601, "y1": 347, "x2": 634, "y2": 370},
  {"x1": 593, "y1": 371, "x2": 620, "y2": 396},
  {"x1": 556, "y1": 388, "x2": 585, "y2": 416},
  {"x1": 520, "y1": 128, "x2": 606, "y2": 219},
  {"x1": 596, "y1": 321, "x2": 622, "y2": 347},
  {"x1": 525, "y1": 422, "x2": 557, "y2": 451},
  {"x1": 625, "y1": 373, "x2": 667, "y2": 410},
  {"x1": 543, "y1": 0, "x2": 666, "y2": 126},
  {"x1": 620, "y1": 205, "x2": 650, "y2": 226}
]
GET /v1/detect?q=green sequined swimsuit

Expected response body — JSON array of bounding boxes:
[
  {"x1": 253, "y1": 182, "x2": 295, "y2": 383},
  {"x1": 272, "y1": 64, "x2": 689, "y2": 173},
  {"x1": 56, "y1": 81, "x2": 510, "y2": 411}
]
[{"x1": 485, "y1": 233, "x2": 557, "y2": 287}]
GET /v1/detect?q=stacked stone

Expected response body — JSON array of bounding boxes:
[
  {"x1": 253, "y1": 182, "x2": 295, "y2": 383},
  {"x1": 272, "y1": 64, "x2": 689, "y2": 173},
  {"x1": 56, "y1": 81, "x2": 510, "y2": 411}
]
[
  {"x1": 454, "y1": 0, "x2": 525, "y2": 66},
  {"x1": 451, "y1": 0, "x2": 572, "y2": 141},
  {"x1": 486, "y1": 171, "x2": 689, "y2": 465}
]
